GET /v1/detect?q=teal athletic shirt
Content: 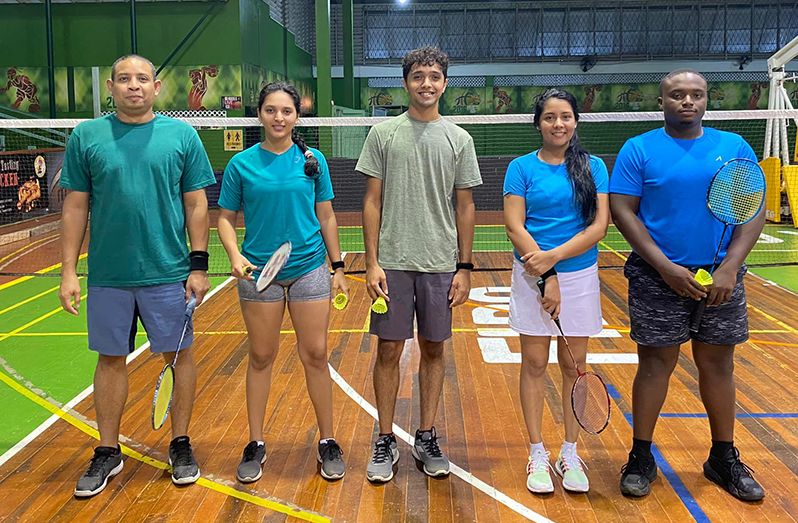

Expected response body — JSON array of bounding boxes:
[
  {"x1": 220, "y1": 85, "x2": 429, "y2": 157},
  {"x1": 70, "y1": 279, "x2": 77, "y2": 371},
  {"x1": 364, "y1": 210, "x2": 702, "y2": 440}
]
[
  {"x1": 218, "y1": 143, "x2": 334, "y2": 280},
  {"x1": 60, "y1": 114, "x2": 216, "y2": 287}
]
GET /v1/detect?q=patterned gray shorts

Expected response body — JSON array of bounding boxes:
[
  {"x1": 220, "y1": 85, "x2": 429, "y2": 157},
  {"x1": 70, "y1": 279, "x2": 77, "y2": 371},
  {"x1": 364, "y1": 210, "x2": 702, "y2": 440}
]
[
  {"x1": 624, "y1": 253, "x2": 749, "y2": 348},
  {"x1": 237, "y1": 263, "x2": 331, "y2": 303}
]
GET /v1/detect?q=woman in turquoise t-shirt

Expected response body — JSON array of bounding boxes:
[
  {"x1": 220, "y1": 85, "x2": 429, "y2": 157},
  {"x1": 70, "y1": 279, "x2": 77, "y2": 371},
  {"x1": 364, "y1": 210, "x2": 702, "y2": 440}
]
[
  {"x1": 503, "y1": 88, "x2": 610, "y2": 495},
  {"x1": 217, "y1": 82, "x2": 349, "y2": 482}
]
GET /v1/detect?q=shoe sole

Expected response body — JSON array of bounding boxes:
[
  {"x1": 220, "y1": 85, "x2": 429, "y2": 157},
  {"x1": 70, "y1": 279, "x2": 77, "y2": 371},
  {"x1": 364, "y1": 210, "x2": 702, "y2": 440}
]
[
  {"x1": 74, "y1": 460, "x2": 124, "y2": 498},
  {"x1": 317, "y1": 452, "x2": 346, "y2": 481},
  {"x1": 168, "y1": 457, "x2": 201, "y2": 485},
  {"x1": 703, "y1": 462, "x2": 765, "y2": 502},
  {"x1": 237, "y1": 453, "x2": 267, "y2": 483},
  {"x1": 367, "y1": 450, "x2": 400, "y2": 483},
  {"x1": 411, "y1": 447, "x2": 449, "y2": 477},
  {"x1": 555, "y1": 460, "x2": 589, "y2": 493},
  {"x1": 620, "y1": 470, "x2": 657, "y2": 497},
  {"x1": 526, "y1": 480, "x2": 555, "y2": 494}
]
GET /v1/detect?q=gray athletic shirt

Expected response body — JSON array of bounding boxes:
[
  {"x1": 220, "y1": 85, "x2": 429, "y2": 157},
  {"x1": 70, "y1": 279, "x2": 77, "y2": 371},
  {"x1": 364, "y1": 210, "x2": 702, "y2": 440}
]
[{"x1": 356, "y1": 112, "x2": 482, "y2": 272}]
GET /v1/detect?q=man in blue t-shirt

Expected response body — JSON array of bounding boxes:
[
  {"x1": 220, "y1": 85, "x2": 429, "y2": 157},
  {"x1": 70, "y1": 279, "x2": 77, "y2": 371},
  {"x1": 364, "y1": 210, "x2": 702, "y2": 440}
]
[
  {"x1": 58, "y1": 55, "x2": 216, "y2": 497},
  {"x1": 610, "y1": 69, "x2": 765, "y2": 502}
]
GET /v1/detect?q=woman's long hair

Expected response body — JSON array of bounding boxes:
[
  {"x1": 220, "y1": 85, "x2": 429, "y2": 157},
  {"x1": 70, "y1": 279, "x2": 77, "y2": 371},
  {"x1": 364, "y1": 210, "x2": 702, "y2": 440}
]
[{"x1": 533, "y1": 88, "x2": 597, "y2": 226}]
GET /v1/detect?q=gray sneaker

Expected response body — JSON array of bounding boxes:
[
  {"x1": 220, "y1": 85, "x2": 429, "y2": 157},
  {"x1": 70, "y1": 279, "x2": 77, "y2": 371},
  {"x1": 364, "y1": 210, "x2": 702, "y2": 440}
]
[
  {"x1": 236, "y1": 441, "x2": 267, "y2": 483},
  {"x1": 317, "y1": 440, "x2": 346, "y2": 480},
  {"x1": 168, "y1": 436, "x2": 200, "y2": 485},
  {"x1": 74, "y1": 446, "x2": 124, "y2": 497},
  {"x1": 412, "y1": 427, "x2": 449, "y2": 477},
  {"x1": 367, "y1": 434, "x2": 399, "y2": 483}
]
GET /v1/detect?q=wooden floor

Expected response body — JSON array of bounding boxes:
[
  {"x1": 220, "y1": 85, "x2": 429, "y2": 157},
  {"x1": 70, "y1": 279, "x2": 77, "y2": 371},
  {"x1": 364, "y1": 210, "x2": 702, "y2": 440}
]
[{"x1": 2, "y1": 252, "x2": 798, "y2": 523}]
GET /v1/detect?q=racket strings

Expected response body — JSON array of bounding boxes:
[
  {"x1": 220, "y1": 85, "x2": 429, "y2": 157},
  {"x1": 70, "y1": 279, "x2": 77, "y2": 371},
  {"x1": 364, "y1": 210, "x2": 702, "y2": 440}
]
[
  {"x1": 708, "y1": 162, "x2": 766, "y2": 225},
  {"x1": 572, "y1": 373, "x2": 611, "y2": 434}
]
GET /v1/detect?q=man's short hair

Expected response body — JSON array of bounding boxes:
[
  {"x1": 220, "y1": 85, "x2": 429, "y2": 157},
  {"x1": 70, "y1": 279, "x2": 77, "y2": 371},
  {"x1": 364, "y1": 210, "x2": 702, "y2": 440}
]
[
  {"x1": 111, "y1": 55, "x2": 157, "y2": 81},
  {"x1": 659, "y1": 68, "x2": 707, "y2": 96},
  {"x1": 402, "y1": 46, "x2": 449, "y2": 80}
]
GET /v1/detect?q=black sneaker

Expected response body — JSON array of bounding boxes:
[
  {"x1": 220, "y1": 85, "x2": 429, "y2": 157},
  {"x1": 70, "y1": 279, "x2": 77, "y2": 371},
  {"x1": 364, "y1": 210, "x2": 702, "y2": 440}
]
[
  {"x1": 620, "y1": 451, "x2": 657, "y2": 497},
  {"x1": 74, "y1": 446, "x2": 124, "y2": 497},
  {"x1": 236, "y1": 441, "x2": 267, "y2": 483},
  {"x1": 317, "y1": 440, "x2": 346, "y2": 480},
  {"x1": 703, "y1": 447, "x2": 765, "y2": 501},
  {"x1": 169, "y1": 436, "x2": 200, "y2": 485}
]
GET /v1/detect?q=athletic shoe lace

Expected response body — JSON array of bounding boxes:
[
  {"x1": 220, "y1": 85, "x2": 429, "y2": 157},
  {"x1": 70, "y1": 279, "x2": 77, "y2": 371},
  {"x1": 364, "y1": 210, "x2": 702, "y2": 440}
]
[
  {"x1": 418, "y1": 428, "x2": 443, "y2": 458},
  {"x1": 172, "y1": 441, "x2": 195, "y2": 467},
  {"x1": 86, "y1": 452, "x2": 114, "y2": 477},
  {"x1": 372, "y1": 436, "x2": 393, "y2": 464},
  {"x1": 727, "y1": 448, "x2": 756, "y2": 481},
  {"x1": 527, "y1": 450, "x2": 553, "y2": 475},
  {"x1": 561, "y1": 450, "x2": 588, "y2": 473},
  {"x1": 242, "y1": 441, "x2": 261, "y2": 462},
  {"x1": 620, "y1": 452, "x2": 651, "y2": 476},
  {"x1": 322, "y1": 441, "x2": 343, "y2": 462}
]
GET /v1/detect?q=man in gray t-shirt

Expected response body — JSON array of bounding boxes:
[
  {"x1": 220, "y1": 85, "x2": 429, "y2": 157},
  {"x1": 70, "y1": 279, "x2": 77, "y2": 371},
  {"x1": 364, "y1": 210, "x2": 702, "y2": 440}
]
[{"x1": 356, "y1": 46, "x2": 482, "y2": 483}]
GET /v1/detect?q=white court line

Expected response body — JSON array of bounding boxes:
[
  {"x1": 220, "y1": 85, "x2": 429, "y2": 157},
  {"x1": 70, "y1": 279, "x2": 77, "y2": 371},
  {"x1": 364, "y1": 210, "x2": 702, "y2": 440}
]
[
  {"x1": 0, "y1": 277, "x2": 235, "y2": 469},
  {"x1": 327, "y1": 339, "x2": 554, "y2": 523}
]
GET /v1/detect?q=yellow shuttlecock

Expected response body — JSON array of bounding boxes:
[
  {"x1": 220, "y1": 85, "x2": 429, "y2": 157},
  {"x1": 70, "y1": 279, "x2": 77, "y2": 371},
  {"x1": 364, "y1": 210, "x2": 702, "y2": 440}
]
[
  {"x1": 371, "y1": 296, "x2": 388, "y2": 314},
  {"x1": 333, "y1": 293, "x2": 348, "y2": 310},
  {"x1": 695, "y1": 269, "x2": 714, "y2": 287}
]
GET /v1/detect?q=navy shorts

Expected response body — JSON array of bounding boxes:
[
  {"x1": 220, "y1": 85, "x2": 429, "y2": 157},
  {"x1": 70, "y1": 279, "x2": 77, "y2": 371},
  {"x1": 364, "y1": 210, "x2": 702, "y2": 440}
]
[
  {"x1": 369, "y1": 270, "x2": 454, "y2": 343},
  {"x1": 624, "y1": 253, "x2": 748, "y2": 348},
  {"x1": 87, "y1": 282, "x2": 193, "y2": 357}
]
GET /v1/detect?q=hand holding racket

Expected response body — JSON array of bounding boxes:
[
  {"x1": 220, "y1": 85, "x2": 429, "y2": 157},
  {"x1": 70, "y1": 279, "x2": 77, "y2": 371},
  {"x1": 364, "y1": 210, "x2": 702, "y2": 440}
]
[
  {"x1": 233, "y1": 254, "x2": 257, "y2": 280},
  {"x1": 152, "y1": 294, "x2": 197, "y2": 430},
  {"x1": 689, "y1": 158, "x2": 765, "y2": 333},
  {"x1": 536, "y1": 278, "x2": 611, "y2": 435}
]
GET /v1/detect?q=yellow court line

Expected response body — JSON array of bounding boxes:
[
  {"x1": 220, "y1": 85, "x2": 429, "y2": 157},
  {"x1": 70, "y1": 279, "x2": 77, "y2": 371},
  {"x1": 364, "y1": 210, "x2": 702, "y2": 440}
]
[
  {"x1": 0, "y1": 294, "x2": 86, "y2": 344},
  {"x1": 599, "y1": 240, "x2": 629, "y2": 263},
  {"x1": 747, "y1": 303, "x2": 798, "y2": 335},
  {"x1": 0, "y1": 234, "x2": 58, "y2": 264},
  {"x1": 0, "y1": 253, "x2": 88, "y2": 292},
  {"x1": 0, "y1": 370, "x2": 330, "y2": 523},
  {"x1": 0, "y1": 283, "x2": 67, "y2": 317}
]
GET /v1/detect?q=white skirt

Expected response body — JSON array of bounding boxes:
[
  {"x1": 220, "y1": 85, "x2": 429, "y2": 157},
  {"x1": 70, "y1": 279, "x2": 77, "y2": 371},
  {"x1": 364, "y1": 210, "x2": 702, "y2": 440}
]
[{"x1": 509, "y1": 259, "x2": 603, "y2": 337}]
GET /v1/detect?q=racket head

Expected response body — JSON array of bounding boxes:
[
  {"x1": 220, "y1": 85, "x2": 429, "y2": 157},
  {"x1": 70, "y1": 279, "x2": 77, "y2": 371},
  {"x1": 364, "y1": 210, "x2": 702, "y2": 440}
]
[
  {"x1": 707, "y1": 158, "x2": 766, "y2": 226},
  {"x1": 151, "y1": 364, "x2": 175, "y2": 430},
  {"x1": 256, "y1": 241, "x2": 292, "y2": 292},
  {"x1": 571, "y1": 371, "x2": 611, "y2": 435}
]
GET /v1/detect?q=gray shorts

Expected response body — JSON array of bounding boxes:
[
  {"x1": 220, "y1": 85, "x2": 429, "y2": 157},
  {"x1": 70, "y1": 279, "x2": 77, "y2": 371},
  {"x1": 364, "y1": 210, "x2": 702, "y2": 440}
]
[
  {"x1": 624, "y1": 253, "x2": 749, "y2": 347},
  {"x1": 370, "y1": 270, "x2": 455, "y2": 343},
  {"x1": 237, "y1": 263, "x2": 331, "y2": 303},
  {"x1": 87, "y1": 282, "x2": 193, "y2": 357}
]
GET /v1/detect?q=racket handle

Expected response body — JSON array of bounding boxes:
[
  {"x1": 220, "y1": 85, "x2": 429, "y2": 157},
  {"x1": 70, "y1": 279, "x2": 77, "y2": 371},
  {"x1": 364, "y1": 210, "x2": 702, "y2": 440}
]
[
  {"x1": 536, "y1": 278, "x2": 545, "y2": 296},
  {"x1": 689, "y1": 298, "x2": 707, "y2": 333},
  {"x1": 185, "y1": 294, "x2": 197, "y2": 318}
]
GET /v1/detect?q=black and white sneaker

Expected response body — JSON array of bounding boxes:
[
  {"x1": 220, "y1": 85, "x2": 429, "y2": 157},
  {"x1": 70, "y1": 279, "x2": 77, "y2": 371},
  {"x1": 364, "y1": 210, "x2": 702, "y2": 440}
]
[
  {"x1": 74, "y1": 446, "x2": 124, "y2": 497},
  {"x1": 169, "y1": 436, "x2": 200, "y2": 485}
]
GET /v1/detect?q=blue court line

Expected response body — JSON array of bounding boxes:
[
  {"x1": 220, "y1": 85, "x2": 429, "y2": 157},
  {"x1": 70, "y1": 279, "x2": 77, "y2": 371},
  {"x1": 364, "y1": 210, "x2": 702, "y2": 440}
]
[
  {"x1": 622, "y1": 413, "x2": 710, "y2": 523},
  {"x1": 611, "y1": 387, "x2": 710, "y2": 523},
  {"x1": 660, "y1": 413, "x2": 798, "y2": 418},
  {"x1": 606, "y1": 383, "x2": 622, "y2": 400}
]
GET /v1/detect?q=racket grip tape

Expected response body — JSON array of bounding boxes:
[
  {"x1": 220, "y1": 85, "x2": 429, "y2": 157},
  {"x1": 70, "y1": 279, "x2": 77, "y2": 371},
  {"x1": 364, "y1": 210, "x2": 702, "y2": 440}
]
[{"x1": 689, "y1": 299, "x2": 707, "y2": 333}]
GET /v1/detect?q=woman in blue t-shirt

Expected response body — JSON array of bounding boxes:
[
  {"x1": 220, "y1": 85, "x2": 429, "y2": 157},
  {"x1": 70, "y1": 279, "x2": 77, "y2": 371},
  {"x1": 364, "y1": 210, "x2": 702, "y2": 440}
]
[
  {"x1": 217, "y1": 82, "x2": 349, "y2": 482},
  {"x1": 503, "y1": 88, "x2": 609, "y2": 495}
]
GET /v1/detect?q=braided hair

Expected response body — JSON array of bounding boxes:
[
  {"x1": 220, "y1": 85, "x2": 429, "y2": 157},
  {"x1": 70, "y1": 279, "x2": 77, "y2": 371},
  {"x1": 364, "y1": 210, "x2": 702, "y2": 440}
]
[{"x1": 257, "y1": 82, "x2": 320, "y2": 178}]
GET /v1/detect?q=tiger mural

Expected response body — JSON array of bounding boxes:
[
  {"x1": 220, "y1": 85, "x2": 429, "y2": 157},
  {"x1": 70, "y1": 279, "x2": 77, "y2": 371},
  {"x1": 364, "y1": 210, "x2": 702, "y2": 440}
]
[{"x1": 708, "y1": 86, "x2": 725, "y2": 109}]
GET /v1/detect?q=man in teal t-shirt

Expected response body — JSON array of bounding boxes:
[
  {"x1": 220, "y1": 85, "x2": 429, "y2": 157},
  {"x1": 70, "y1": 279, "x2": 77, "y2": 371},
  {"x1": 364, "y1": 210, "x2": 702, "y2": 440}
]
[{"x1": 58, "y1": 55, "x2": 216, "y2": 498}]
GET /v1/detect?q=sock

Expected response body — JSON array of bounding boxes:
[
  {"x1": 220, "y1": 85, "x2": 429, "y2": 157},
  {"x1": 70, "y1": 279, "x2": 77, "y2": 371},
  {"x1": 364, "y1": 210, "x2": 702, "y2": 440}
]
[
  {"x1": 561, "y1": 441, "x2": 577, "y2": 455},
  {"x1": 319, "y1": 438, "x2": 336, "y2": 445},
  {"x1": 710, "y1": 440, "x2": 734, "y2": 459},
  {"x1": 255, "y1": 440, "x2": 264, "y2": 447},
  {"x1": 530, "y1": 442, "x2": 546, "y2": 456},
  {"x1": 632, "y1": 438, "x2": 652, "y2": 457}
]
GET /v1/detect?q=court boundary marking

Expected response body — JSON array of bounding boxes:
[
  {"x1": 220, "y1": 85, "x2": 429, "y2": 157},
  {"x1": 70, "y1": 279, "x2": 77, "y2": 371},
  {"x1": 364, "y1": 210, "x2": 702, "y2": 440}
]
[{"x1": 2, "y1": 257, "x2": 797, "y2": 522}]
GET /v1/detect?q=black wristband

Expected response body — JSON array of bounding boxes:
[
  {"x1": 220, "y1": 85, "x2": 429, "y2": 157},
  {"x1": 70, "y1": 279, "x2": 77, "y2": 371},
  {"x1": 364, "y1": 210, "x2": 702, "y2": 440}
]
[
  {"x1": 331, "y1": 261, "x2": 345, "y2": 271},
  {"x1": 189, "y1": 251, "x2": 209, "y2": 272},
  {"x1": 541, "y1": 267, "x2": 557, "y2": 280},
  {"x1": 456, "y1": 262, "x2": 474, "y2": 272}
]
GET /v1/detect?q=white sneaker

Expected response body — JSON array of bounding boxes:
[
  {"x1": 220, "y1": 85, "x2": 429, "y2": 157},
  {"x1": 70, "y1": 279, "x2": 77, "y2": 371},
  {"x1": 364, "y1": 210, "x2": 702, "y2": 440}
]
[
  {"x1": 526, "y1": 449, "x2": 555, "y2": 494},
  {"x1": 555, "y1": 448, "x2": 589, "y2": 493}
]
